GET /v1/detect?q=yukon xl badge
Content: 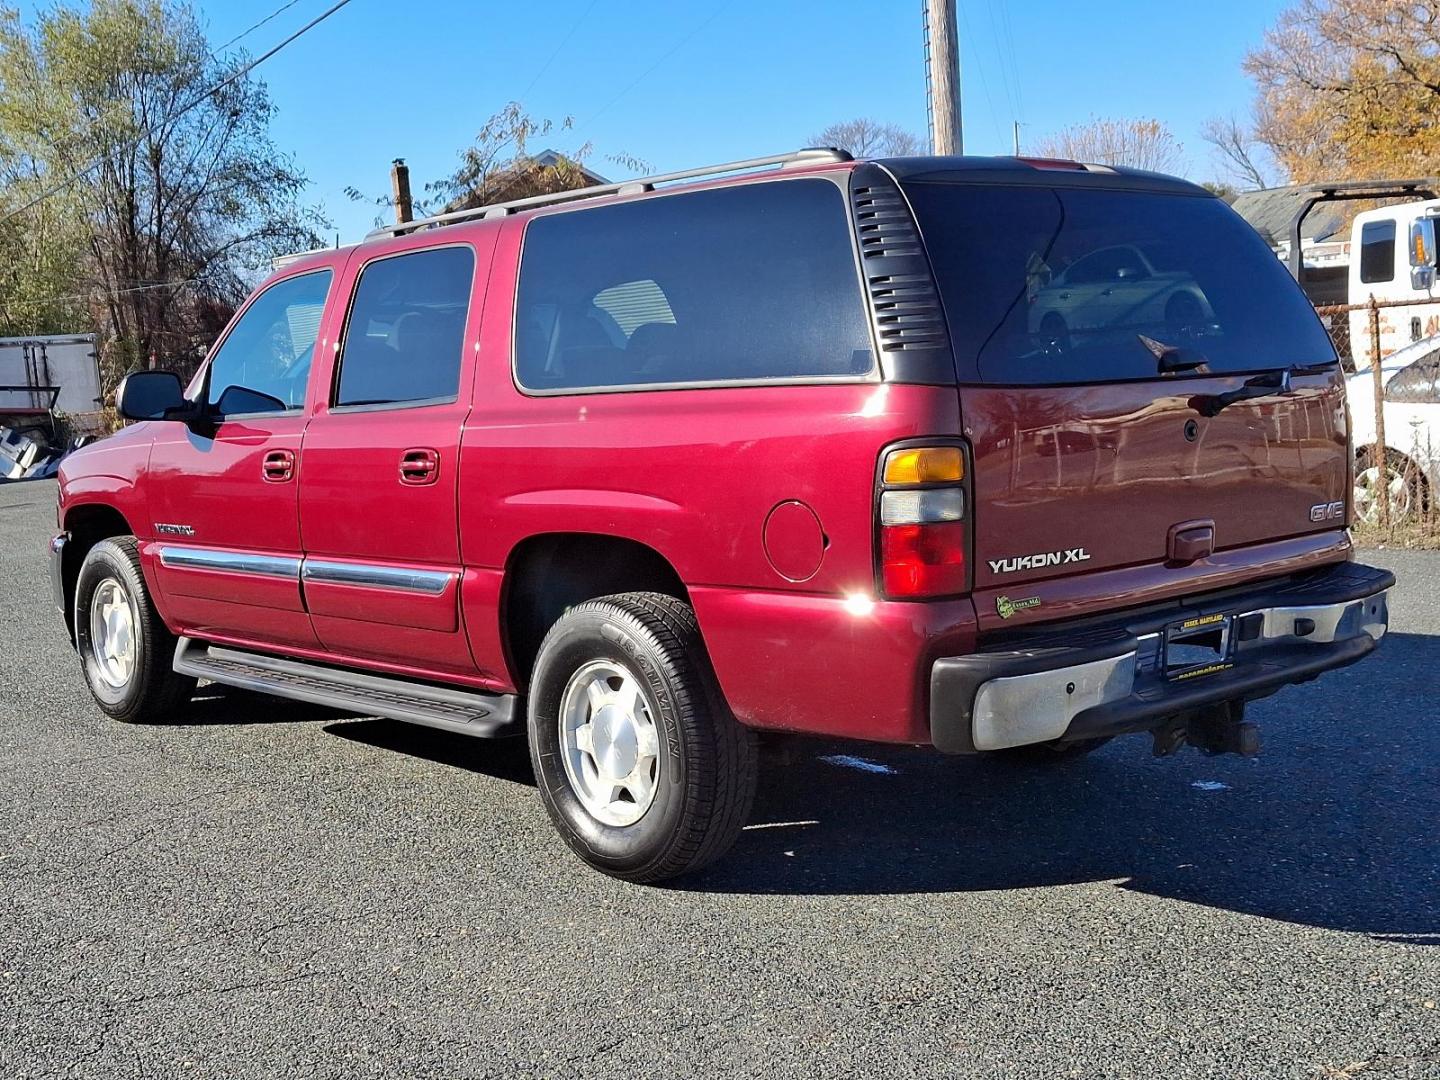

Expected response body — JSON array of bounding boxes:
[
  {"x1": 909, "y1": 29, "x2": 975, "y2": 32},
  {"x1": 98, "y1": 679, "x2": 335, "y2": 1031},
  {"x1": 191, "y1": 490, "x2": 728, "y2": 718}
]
[
  {"x1": 155, "y1": 523, "x2": 195, "y2": 536},
  {"x1": 988, "y1": 548, "x2": 1090, "y2": 575}
]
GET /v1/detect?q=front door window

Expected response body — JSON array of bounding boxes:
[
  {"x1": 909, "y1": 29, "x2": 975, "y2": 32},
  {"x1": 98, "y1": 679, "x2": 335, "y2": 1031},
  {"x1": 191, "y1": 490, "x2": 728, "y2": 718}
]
[{"x1": 206, "y1": 270, "x2": 333, "y2": 417}]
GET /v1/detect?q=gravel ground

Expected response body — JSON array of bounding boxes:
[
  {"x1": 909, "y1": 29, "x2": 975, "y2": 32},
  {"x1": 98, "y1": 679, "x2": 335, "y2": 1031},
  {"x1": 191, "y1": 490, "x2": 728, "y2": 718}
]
[{"x1": 1, "y1": 478, "x2": 1437, "y2": 1079}]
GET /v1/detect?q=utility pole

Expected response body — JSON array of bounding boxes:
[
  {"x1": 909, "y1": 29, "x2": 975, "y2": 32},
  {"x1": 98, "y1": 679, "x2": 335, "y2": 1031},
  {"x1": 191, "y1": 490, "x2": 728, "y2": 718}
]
[
  {"x1": 1013, "y1": 120, "x2": 1021, "y2": 156},
  {"x1": 390, "y1": 158, "x2": 414, "y2": 225},
  {"x1": 923, "y1": 0, "x2": 962, "y2": 155}
]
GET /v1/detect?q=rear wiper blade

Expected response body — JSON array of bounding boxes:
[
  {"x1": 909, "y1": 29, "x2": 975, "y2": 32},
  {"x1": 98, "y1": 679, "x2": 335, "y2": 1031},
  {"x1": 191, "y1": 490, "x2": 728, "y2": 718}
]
[
  {"x1": 1138, "y1": 334, "x2": 1209, "y2": 373},
  {"x1": 1190, "y1": 362, "x2": 1333, "y2": 417}
]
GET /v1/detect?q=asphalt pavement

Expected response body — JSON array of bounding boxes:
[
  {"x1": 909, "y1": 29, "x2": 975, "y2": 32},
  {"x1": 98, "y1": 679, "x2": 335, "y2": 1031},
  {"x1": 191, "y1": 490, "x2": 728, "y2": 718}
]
[{"x1": 1, "y1": 478, "x2": 1437, "y2": 1079}]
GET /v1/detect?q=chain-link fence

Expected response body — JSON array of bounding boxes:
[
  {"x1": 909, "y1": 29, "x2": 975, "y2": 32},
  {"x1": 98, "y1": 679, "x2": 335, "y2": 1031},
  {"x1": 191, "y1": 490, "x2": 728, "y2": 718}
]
[{"x1": 1314, "y1": 296, "x2": 1439, "y2": 544}]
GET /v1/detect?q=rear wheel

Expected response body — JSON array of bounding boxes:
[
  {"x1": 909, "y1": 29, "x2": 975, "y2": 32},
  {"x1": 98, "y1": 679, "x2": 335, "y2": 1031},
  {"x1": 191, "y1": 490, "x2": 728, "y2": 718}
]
[
  {"x1": 527, "y1": 592, "x2": 757, "y2": 883},
  {"x1": 73, "y1": 537, "x2": 195, "y2": 723}
]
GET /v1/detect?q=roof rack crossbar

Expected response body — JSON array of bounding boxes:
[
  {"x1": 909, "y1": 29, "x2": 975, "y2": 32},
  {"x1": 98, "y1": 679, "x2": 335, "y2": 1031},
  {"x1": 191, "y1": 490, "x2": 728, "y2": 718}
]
[{"x1": 368, "y1": 147, "x2": 853, "y2": 238}]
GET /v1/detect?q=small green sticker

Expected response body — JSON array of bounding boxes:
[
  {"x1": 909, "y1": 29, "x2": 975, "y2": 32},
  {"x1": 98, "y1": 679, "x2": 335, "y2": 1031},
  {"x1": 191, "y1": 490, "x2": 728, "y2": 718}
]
[{"x1": 996, "y1": 594, "x2": 1041, "y2": 620}]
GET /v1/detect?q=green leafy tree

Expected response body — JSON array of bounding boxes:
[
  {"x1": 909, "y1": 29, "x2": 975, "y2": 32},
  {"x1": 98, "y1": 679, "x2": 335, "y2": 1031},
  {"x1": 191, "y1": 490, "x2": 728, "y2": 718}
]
[{"x1": 0, "y1": 0, "x2": 325, "y2": 389}]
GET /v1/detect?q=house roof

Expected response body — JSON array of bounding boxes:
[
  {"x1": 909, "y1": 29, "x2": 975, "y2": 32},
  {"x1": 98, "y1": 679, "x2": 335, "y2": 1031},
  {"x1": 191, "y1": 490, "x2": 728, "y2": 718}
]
[
  {"x1": 1230, "y1": 187, "x2": 1350, "y2": 248},
  {"x1": 444, "y1": 149, "x2": 610, "y2": 214}
]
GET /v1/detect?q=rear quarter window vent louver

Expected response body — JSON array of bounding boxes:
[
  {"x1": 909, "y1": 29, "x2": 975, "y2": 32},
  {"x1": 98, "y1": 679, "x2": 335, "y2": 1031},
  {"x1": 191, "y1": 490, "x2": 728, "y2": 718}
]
[
  {"x1": 854, "y1": 186, "x2": 924, "y2": 259},
  {"x1": 848, "y1": 166, "x2": 953, "y2": 378}
]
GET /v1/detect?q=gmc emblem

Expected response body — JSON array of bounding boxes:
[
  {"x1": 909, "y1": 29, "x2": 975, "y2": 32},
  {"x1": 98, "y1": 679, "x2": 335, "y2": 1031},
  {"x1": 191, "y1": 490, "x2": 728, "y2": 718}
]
[{"x1": 1309, "y1": 501, "x2": 1345, "y2": 523}]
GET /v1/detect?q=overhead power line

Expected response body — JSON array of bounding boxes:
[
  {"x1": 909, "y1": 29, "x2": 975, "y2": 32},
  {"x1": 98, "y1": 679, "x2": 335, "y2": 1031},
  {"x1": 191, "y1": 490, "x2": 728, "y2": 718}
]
[
  {"x1": 577, "y1": 0, "x2": 736, "y2": 136},
  {"x1": 1, "y1": 278, "x2": 205, "y2": 312},
  {"x1": 0, "y1": 0, "x2": 357, "y2": 229},
  {"x1": 215, "y1": 0, "x2": 308, "y2": 54},
  {"x1": 518, "y1": 0, "x2": 600, "y2": 104}
]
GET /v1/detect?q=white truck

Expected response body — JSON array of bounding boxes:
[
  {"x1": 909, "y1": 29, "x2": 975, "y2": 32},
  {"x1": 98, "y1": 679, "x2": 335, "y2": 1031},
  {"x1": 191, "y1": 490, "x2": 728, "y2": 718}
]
[
  {"x1": 1254, "y1": 184, "x2": 1440, "y2": 365},
  {"x1": 1240, "y1": 180, "x2": 1440, "y2": 521},
  {"x1": 0, "y1": 333, "x2": 102, "y2": 480}
]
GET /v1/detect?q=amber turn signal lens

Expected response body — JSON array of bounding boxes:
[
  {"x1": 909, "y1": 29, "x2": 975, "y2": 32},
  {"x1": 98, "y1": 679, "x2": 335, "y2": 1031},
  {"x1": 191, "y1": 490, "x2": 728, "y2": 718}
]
[{"x1": 883, "y1": 446, "x2": 964, "y2": 485}]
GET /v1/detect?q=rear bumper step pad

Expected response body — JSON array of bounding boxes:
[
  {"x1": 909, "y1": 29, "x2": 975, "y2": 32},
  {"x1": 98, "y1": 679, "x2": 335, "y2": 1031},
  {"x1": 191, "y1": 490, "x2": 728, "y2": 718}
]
[{"x1": 173, "y1": 638, "x2": 519, "y2": 738}]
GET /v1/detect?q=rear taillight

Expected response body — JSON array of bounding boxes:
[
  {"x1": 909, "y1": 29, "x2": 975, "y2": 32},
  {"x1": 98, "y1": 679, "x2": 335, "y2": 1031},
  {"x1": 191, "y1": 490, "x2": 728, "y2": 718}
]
[{"x1": 876, "y1": 443, "x2": 970, "y2": 599}]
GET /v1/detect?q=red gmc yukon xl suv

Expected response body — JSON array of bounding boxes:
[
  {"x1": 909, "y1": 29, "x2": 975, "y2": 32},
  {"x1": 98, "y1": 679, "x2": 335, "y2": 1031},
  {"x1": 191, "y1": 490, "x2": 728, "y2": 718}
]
[{"x1": 50, "y1": 150, "x2": 1394, "y2": 882}]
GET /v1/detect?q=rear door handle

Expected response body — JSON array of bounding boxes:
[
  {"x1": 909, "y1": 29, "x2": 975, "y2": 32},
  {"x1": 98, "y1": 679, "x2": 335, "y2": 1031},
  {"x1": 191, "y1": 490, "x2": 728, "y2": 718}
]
[
  {"x1": 400, "y1": 448, "x2": 439, "y2": 486},
  {"x1": 262, "y1": 449, "x2": 295, "y2": 483}
]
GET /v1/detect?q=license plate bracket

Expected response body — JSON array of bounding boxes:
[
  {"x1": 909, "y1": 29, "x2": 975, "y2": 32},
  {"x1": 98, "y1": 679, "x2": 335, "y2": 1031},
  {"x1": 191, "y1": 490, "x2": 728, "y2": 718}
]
[{"x1": 1164, "y1": 613, "x2": 1232, "y2": 679}]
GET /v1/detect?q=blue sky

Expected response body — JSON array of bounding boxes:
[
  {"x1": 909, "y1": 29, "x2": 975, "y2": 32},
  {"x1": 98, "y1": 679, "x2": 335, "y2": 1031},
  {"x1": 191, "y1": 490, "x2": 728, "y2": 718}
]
[{"x1": 18, "y1": 0, "x2": 1291, "y2": 243}]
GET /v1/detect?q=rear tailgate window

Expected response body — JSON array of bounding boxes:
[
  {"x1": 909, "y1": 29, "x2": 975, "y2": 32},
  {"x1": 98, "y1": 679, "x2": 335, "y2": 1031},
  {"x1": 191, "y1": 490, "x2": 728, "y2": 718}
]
[{"x1": 901, "y1": 183, "x2": 1336, "y2": 384}]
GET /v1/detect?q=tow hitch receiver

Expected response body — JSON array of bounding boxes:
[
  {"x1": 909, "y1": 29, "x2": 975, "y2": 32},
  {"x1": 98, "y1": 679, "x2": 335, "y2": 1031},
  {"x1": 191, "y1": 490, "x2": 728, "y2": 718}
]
[{"x1": 1150, "y1": 701, "x2": 1260, "y2": 758}]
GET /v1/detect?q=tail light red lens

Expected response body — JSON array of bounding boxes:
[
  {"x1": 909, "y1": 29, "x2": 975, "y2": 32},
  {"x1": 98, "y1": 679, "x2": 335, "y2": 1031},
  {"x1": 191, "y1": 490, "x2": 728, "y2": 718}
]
[
  {"x1": 876, "y1": 441, "x2": 971, "y2": 600},
  {"x1": 880, "y1": 521, "x2": 967, "y2": 597}
]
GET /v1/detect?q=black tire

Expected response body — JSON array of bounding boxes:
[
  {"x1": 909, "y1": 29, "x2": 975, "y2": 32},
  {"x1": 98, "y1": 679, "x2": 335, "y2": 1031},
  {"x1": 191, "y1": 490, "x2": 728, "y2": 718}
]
[
  {"x1": 1039, "y1": 312, "x2": 1070, "y2": 354},
  {"x1": 73, "y1": 536, "x2": 195, "y2": 723},
  {"x1": 1165, "y1": 291, "x2": 1204, "y2": 337},
  {"x1": 988, "y1": 736, "x2": 1112, "y2": 765},
  {"x1": 527, "y1": 592, "x2": 757, "y2": 883}
]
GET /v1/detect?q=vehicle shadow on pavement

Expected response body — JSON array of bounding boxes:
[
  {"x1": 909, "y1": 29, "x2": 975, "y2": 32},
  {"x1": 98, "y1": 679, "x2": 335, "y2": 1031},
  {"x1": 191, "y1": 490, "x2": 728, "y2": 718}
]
[
  {"x1": 324, "y1": 718, "x2": 538, "y2": 786},
  {"x1": 166, "y1": 685, "x2": 350, "y2": 726},
  {"x1": 683, "y1": 631, "x2": 1440, "y2": 942}
]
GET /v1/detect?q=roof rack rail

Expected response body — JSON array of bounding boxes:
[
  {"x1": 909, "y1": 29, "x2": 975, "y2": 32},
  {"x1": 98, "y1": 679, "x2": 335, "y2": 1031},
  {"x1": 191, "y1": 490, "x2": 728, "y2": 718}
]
[{"x1": 367, "y1": 147, "x2": 854, "y2": 239}]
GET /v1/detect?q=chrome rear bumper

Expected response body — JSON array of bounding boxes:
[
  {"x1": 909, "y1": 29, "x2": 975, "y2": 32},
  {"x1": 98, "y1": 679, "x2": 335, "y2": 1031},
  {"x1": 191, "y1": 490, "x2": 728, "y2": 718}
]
[{"x1": 930, "y1": 561, "x2": 1393, "y2": 754}]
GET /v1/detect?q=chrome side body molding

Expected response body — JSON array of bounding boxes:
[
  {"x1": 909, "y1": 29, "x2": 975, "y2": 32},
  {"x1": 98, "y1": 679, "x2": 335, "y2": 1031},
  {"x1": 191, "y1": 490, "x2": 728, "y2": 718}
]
[
  {"x1": 301, "y1": 559, "x2": 454, "y2": 595},
  {"x1": 156, "y1": 545, "x2": 455, "y2": 595},
  {"x1": 157, "y1": 545, "x2": 302, "y2": 579}
]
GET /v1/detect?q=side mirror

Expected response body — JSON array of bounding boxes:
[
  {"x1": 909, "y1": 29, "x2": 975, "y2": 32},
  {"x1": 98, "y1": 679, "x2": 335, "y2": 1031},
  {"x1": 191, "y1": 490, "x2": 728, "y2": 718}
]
[
  {"x1": 116, "y1": 370, "x2": 188, "y2": 421},
  {"x1": 1409, "y1": 218, "x2": 1437, "y2": 290}
]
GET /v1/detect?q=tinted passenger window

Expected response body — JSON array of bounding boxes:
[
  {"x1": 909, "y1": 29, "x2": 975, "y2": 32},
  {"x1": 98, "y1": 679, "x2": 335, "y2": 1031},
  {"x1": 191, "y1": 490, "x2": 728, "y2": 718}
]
[
  {"x1": 1360, "y1": 220, "x2": 1396, "y2": 284},
  {"x1": 206, "y1": 270, "x2": 331, "y2": 417},
  {"x1": 336, "y1": 246, "x2": 474, "y2": 407},
  {"x1": 904, "y1": 183, "x2": 1337, "y2": 384},
  {"x1": 515, "y1": 180, "x2": 872, "y2": 390}
]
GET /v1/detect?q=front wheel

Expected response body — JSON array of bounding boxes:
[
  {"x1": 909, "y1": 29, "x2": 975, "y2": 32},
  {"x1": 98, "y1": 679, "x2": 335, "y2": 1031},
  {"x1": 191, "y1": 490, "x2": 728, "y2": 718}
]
[
  {"x1": 73, "y1": 537, "x2": 195, "y2": 723},
  {"x1": 527, "y1": 592, "x2": 757, "y2": 883}
]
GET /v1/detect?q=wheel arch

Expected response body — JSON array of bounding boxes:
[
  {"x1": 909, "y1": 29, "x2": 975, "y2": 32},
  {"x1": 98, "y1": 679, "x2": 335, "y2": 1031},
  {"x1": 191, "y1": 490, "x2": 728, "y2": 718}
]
[
  {"x1": 500, "y1": 531, "x2": 691, "y2": 690},
  {"x1": 60, "y1": 502, "x2": 136, "y2": 642}
]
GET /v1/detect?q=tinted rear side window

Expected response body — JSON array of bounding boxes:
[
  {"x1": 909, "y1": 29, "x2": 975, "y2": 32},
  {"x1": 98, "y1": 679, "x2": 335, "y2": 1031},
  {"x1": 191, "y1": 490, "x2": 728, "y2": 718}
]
[
  {"x1": 514, "y1": 179, "x2": 872, "y2": 391},
  {"x1": 903, "y1": 183, "x2": 1336, "y2": 384},
  {"x1": 336, "y1": 246, "x2": 474, "y2": 407},
  {"x1": 1359, "y1": 220, "x2": 1396, "y2": 284}
]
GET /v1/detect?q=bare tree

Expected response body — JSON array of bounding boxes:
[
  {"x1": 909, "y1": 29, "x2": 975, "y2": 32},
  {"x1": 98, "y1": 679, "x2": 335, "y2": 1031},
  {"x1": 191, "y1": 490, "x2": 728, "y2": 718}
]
[
  {"x1": 1030, "y1": 117, "x2": 1184, "y2": 174},
  {"x1": 810, "y1": 119, "x2": 923, "y2": 158},
  {"x1": 1200, "y1": 115, "x2": 1276, "y2": 190}
]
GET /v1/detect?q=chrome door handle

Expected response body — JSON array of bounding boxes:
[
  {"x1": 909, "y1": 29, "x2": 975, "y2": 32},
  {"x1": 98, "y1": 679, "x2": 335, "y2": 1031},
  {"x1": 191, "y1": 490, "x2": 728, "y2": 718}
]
[
  {"x1": 400, "y1": 448, "x2": 439, "y2": 486},
  {"x1": 262, "y1": 449, "x2": 295, "y2": 483}
]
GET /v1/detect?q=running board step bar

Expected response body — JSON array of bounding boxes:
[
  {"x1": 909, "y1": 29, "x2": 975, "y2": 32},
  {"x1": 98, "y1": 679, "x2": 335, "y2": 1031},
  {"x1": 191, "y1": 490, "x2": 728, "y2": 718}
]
[{"x1": 173, "y1": 638, "x2": 520, "y2": 738}]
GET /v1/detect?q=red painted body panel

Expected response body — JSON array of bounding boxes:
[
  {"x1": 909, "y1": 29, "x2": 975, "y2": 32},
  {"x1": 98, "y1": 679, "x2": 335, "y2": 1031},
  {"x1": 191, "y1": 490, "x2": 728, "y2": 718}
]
[
  {"x1": 963, "y1": 372, "x2": 1349, "y2": 596},
  {"x1": 294, "y1": 229, "x2": 497, "y2": 673},
  {"x1": 690, "y1": 587, "x2": 976, "y2": 743},
  {"x1": 970, "y1": 529, "x2": 1352, "y2": 635}
]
